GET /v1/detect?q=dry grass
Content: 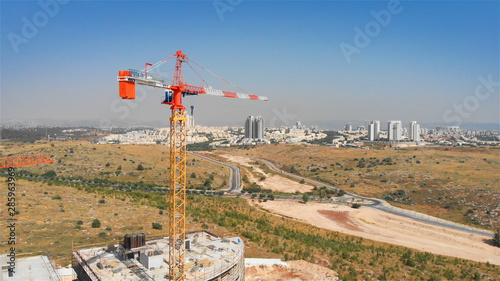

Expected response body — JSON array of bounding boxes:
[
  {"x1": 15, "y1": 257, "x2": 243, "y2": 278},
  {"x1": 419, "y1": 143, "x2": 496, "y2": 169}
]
[
  {"x1": 0, "y1": 141, "x2": 229, "y2": 189},
  {"x1": 222, "y1": 145, "x2": 500, "y2": 229}
]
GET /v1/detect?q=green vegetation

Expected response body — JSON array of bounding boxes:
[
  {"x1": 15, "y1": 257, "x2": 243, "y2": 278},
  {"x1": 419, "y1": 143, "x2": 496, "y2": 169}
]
[
  {"x1": 302, "y1": 193, "x2": 310, "y2": 203},
  {"x1": 187, "y1": 141, "x2": 214, "y2": 151},
  {"x1": 91, "y1": 219, "x2": 101, "y2": 228},
  {"x1": 495, "y1": 228, "x2": 500, "y2": 247},
  {"x1": 226, "y1": 144, "x2": 500, "y2": 230},
  {"x1": 152, "y1": 222, "x2": 162, "y2": 230},
  {"x1": 306, "y1": 130, "x2": 342, "y2": 145},
  {"x1": 351, "y1": 203, "x2": 361, "y2": 209},
  {"x1": 42, "y1": 170, "x2": 57, "y2": 178}
]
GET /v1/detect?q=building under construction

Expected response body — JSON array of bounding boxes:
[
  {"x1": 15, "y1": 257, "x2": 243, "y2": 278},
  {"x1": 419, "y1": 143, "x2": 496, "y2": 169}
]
[{"x1": 72, "y1": 231, "x2": 244, "y2": 281}]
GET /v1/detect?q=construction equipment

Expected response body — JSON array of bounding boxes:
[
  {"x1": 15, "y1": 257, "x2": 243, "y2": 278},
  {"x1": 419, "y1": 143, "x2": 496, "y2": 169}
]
[
  {"x1": 117, "y1": 50, "x2": 267, "y2": 281},
  {"x1": 0, "y1": 154, "x2": 54, "y2": 169}
]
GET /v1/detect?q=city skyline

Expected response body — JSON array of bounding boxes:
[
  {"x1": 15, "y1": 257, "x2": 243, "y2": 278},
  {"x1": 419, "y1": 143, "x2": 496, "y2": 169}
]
[{"x1": 1, "y1": 1, "x2": 498, "y2": 129}]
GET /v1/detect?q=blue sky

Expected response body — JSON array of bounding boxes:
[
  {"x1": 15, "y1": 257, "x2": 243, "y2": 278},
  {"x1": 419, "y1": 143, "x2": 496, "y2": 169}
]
[{"x1": 1, "y1": 0, "x2": 498, "y2": 129}]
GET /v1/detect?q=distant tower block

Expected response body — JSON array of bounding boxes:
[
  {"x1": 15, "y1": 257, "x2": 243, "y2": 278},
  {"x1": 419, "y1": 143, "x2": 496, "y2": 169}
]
[
  {"x1": 409, "y1": 121, "x2": 420, "y2": 141},
  {"x1": 368, "y1": 123, "x2": 375, "y2": 141},
  {"x1": 368, "y1": 120, "x2": 381, "y2": 141},
  {"x1": 388, "y1": 120, "x2": 402, "y2": 141},
  {"x1": 245, "y1": 116, "x2": 264, "y2": 140},
  {"x1": 190, "y1": 105, "x2": 195, "y2": 128}
]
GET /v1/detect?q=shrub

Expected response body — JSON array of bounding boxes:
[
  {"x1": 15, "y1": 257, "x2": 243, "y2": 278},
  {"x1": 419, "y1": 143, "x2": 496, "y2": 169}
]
[
  {"x1": 137, "y1": 164, "x2": 144, "y2": 171},
  {"x1": 98, "y1": 232, "x2": 106, "y2": 237},
  {"x1": 98, "y1": 199, "x2": 106, "y2": 204},
  {"x1": 352, "y1": 203, "x2": 361, "y2": 209},
  {"x1": 91, "y1": 219, "x2": 101, "y2": 228},
  {"x1": 42, "y1": 170, "x2": 57, "y2": 178},
  {"x1": 152, "y1": 222, "x2": 162, "y2": 230},
  {"x1": 76, "y1": 220, "x2": 83, "y2": 225},
  {"x1": 51, "y1": 195, "x2": 61, "y2": 200}
]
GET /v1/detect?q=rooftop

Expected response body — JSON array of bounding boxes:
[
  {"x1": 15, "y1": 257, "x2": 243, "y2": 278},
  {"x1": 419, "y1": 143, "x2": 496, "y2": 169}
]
[
  {"x1": 0, "y1": 255, "x2": 59, "y2": 281},
  {"x1": 74, "y1": 231, "x2": 244, "y2": 281}
]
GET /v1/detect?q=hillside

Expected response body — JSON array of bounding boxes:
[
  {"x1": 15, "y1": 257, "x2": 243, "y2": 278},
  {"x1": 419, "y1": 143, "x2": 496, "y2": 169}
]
[
  {"x1": 0, "y1": 141, "x2": 499, "y2": 280},
  {"x1": 222, "y1": 144, "x2": 500, "y2": 230}
]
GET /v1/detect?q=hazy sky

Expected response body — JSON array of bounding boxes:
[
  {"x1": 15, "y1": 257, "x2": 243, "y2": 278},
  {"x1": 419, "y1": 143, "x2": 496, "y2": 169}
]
[{"x1": 1, "y1": 0, "x2": 498, "y2": 129}]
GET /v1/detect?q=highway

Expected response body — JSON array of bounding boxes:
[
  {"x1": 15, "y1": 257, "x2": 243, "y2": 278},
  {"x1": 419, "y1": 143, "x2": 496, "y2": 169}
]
[
  {"x1": 190, "y1": 151, "x2": 494, "y2": 238},
  {"x1": 188, "y1": 152, "x2": 241, "y2": 193}
]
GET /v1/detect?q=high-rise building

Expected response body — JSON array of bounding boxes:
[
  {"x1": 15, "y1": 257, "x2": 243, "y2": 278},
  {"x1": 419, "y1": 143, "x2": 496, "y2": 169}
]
[
  {"x1": 254, "y1": 116, "x2": 264, "y2": 140},
  {"x1": 373, "y1": 120, "x2": 380, "y2": 140},
  {"x1": 245, "y1": 116, "x2": 254, "y2": 139},
  {"x1": 409, "y1": 121, "x2": 420, "y2": 142},
  {"x1": 344, "y1": 124, "x2": 352, "y2": 131},
  {"x1": 368, "y1": 123, "x2": 375, "y2": 141},
  {"x1": 368, "y1": 120, "x2": 380, "y2": 141},
  {"x1": 190, "y1": 105, "x2": 195, "y2": 128},
  {"x1": 245, "y1": 116, "x2": 264, "y2": 140},
  {"x1": 388, "y1": 121, "x2": 402, "y2": 141}
]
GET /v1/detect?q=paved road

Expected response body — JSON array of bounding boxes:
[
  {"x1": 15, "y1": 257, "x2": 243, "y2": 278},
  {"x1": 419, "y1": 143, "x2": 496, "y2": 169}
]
[
  {"x1": 188, "y1": 152, "x2": 241, "y2": 193},
  {"x1": 215, "y1": 151, "x2": 494, "y2": 238}
]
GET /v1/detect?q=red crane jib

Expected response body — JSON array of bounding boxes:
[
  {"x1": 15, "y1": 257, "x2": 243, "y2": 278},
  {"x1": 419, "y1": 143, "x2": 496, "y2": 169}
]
[{"x1": 0, "y1": 154, "x2": 54, "y2": 169}]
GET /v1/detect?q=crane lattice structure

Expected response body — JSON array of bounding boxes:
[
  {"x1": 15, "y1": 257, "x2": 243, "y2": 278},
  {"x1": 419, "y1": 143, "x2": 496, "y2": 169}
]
[
  {"x1": 0, "y1": 154, "x2": 54, "y2": 169},
  {"x1": 117, "y1": 50, "x2": 267, "y2": 281}
]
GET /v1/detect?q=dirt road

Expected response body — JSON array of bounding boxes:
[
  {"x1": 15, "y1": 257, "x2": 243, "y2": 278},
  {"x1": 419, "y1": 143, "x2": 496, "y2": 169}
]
[{"x1": 252, "y1": 200, "x2": 500, "y2": 265}]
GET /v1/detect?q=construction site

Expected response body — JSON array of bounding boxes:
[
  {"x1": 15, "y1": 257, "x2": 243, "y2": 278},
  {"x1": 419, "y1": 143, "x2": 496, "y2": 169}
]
[{"x1": 72, "y1": 231, "x2": 244, "y2": 281}]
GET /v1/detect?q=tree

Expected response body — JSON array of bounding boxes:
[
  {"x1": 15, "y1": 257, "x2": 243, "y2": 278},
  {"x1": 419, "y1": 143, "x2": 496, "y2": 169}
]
[
  {"x1": 137, "y1": 164, "x2": 144, "y2": 171},
  {"x1": 494, "y1": 228, "x2": 500, "y2": 247},
  {"x1": 190, "y1": 172, "x2": 196, "y2": 179},
  {"x1": 302, "y1": 193, "x2": 310, "y2": 203},
  {"x1": 152, "y1": 222, "x2": 162, "y2": 230},
  {"x1": 91, "y1": 219, "x2": 101, "y2": 228},
  {"x1": 242, "y1": 175, "x2": 249, "y2": 183},
  {"x1": 299, "y1": 179, "x2": 305, "y2": 184},
  {"x1": 351, "y1": 203, "x2": 361, "y2": 209},
  {"x1": 42, "y1": 170, "x2": 57, "y2": 178}
]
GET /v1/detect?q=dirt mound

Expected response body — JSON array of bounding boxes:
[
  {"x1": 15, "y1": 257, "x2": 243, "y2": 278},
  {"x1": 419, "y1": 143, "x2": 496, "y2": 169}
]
[
  {"x1": 318, "y1": 210, "x2": 363, "y2": 232},
  {"x1": 245, "y1": 260, "x2": 338, "y2": 281},
  {"x1": 254, "y1": 200, "x2": 500, "y2": 265}
]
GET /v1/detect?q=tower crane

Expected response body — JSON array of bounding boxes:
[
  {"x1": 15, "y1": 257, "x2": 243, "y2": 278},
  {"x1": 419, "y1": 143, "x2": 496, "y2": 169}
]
[
  {"x1": 0, "y1": 154, "x2": 54, "y2": 169},
  {"x1": 117, "y1": 50, "x2": 267, "y2": 281}
]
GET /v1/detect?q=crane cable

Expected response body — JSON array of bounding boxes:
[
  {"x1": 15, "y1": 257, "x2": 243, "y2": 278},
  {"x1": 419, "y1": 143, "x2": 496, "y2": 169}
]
[
  {"x1": 186, "y1": 61, "x2": 209, "y2": 87},
  {"x1": 187, "y1": 58, "x2": 249, "y2": 94},
  {"x1": 140, "y1": 55, "x2": 176, "y2": 72}
]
